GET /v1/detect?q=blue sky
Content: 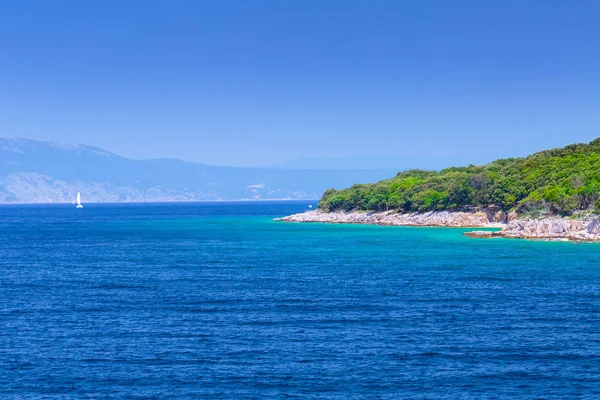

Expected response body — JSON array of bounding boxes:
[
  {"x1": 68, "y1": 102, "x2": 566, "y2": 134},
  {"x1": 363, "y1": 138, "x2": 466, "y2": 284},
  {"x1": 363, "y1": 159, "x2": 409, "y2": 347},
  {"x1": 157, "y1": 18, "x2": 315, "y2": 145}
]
[{"x1": 0, "y1": 0, "x2": 598, "y2": 167}]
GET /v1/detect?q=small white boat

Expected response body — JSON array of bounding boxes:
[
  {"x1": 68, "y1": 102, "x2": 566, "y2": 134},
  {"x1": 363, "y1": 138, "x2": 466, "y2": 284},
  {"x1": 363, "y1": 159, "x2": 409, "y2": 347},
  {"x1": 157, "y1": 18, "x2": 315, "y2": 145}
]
[
  {"x1": 308, "y1": 204, "x2": 313, "y2": 208},
  {"x1": 76, "y1": 192, "x2": 83, "y2": 208}
]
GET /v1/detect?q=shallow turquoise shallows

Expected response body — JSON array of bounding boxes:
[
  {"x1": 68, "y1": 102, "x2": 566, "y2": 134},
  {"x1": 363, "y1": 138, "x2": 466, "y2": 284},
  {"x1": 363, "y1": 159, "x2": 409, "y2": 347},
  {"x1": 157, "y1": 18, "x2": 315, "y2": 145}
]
[{"x1": 1, "y1": 201, "x2": 600, "y2": 399}]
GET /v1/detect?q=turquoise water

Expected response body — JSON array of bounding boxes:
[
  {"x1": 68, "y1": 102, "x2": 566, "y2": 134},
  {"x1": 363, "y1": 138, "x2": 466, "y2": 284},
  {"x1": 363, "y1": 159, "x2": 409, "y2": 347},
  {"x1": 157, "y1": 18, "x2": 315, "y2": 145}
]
[{"x1": 1, "y1": 201, "x2": 600, "y2": 398}]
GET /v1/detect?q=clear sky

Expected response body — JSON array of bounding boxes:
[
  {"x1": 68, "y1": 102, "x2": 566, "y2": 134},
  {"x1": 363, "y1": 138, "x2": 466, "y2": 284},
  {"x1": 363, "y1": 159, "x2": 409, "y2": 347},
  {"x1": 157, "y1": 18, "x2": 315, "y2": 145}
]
[{"x1": 0, "y1": 0, "x2": 598, "y2": 167}]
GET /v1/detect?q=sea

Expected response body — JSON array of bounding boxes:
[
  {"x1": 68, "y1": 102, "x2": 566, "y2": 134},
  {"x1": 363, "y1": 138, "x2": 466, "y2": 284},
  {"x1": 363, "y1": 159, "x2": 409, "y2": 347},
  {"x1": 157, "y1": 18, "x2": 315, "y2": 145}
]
[{"x1": 1, "y1": 201, "x2": 600, "y2": 399}]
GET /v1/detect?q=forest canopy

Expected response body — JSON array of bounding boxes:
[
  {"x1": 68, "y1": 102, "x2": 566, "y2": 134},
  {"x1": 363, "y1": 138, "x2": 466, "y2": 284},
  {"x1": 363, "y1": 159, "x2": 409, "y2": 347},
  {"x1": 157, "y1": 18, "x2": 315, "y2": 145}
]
[{"x1": 318, "y1": 138, "x2": 600, "y2": 216}]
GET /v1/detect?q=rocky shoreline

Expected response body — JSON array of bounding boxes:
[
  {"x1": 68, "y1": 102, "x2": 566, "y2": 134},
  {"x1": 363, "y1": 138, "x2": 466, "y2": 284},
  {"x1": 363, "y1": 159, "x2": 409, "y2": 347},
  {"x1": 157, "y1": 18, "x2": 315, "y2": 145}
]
[
  {"x1": 466, "y1": 217, "x2": 600, "y2": 242},
  {"x1": 275, "y1": 208, "x2": 507, "y2": 227},
  {"x1": 275, "y1": 209, "x2": 600, "y2": 242}
]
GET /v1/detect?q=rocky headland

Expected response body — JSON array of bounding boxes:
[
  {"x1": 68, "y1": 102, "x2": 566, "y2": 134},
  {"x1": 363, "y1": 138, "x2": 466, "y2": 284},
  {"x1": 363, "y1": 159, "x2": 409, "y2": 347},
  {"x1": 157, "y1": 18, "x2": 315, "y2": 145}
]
[{"x1": 276, "y1": 209, "x2": 600, "y2": 242}]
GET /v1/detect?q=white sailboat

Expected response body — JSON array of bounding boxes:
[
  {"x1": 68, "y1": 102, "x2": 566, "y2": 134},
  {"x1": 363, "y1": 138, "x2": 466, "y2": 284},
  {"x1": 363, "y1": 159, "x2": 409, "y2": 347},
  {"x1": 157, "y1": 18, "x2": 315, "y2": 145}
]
[{"x1": 76, "y1": 192, "x2": 83, "y2": 208}]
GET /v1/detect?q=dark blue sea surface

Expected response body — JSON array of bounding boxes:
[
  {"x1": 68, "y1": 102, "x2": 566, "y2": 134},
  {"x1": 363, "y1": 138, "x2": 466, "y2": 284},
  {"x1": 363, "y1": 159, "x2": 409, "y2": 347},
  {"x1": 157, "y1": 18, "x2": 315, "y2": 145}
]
[{"x1": 1, "y1": 201, "x2": 600, "y2": 399}]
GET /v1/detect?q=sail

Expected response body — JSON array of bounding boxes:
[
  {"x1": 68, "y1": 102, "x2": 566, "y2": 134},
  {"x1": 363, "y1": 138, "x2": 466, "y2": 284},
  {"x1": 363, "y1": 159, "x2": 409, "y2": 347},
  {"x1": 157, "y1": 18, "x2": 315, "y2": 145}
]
[{"x1": 77, "y1": 192, "x2": 81, "y2": 205}]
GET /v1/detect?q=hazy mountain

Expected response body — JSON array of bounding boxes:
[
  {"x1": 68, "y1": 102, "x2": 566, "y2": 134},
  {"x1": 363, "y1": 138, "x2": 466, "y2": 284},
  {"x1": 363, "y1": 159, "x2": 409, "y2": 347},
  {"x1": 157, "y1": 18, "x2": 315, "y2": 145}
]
[
  {"x1": 270, "y1": 154, "x2": 510, "y2": 170},
  {"x1": 0, "y1": 138, "x2": 397, "y2": 203}
]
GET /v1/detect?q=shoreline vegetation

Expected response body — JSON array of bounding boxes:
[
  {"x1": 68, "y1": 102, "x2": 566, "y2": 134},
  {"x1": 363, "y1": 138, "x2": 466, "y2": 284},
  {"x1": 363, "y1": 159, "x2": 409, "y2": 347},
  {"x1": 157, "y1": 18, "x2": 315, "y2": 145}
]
[{"x1": 277, "y1": 138, "x2": 600, "y2": 242}]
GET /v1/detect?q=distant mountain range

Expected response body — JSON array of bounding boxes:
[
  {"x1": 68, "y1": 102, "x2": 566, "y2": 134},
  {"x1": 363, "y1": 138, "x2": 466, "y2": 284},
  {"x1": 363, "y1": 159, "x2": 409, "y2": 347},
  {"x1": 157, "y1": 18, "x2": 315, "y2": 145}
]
[
  {"x1": 0, "y1": 138, "x2": 396, "y2": 203},
  {"x1": 270, "y1": 154, "x2": 511, "y2": 170}
]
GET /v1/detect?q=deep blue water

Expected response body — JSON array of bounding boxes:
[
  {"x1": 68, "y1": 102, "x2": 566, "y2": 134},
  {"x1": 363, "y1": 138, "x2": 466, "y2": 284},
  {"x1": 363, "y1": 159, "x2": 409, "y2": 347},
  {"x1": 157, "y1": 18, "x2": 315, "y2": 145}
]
[{"x1": 1, "y1": 201, "x2": 600, "y2": 399}]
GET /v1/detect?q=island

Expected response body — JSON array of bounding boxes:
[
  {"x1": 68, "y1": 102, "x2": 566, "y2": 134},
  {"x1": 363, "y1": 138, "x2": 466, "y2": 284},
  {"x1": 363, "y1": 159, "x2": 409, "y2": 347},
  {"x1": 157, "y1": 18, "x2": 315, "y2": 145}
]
[{"x1": 276, "y1": 138, "x2": 600, "y2": 242}]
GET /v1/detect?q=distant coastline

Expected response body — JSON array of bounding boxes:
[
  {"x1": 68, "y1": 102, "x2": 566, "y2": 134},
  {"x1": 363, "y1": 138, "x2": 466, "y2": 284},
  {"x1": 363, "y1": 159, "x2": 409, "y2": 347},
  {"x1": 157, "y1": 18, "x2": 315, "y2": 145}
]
[
  {"x1": 0, "y1": 138, "x2": 394, "y2": 204},
  {"x1": 276, "y1": 210, "x2": 600, "y2": 242},
  {"x1": 0, "y1": 198, "x2": 319, "y2": 206}
]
